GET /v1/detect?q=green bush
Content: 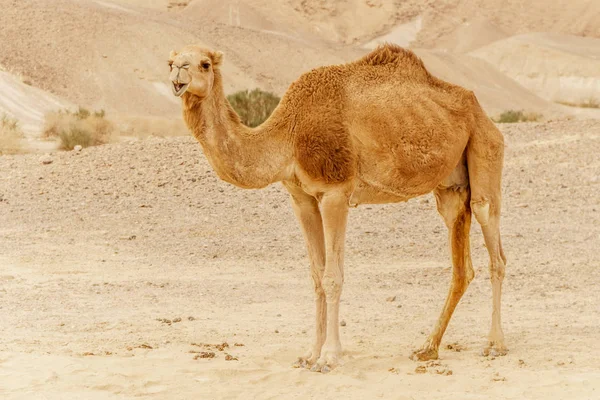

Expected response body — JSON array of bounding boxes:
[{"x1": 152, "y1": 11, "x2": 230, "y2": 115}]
[
  {"x1": 43, "y1": 107, "x2": 115, "y2": 150},
  {"x1": 493, "y1": 110, "x2": 542, "y2": 123},
  {"x1": 227, "y1": 89, "x2": 280, "y2": 128}
]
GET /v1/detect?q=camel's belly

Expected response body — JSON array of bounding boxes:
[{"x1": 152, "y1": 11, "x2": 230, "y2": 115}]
[
  {"x1": 349, "y1": 152, "x2": 469, "y2": 207},
  {"x1": 349, "y1": 179, "x2": 413, "y2": 207}
]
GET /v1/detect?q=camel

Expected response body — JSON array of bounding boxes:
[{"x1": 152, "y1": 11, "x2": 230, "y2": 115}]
[{"x1": 168, "y1": 44, "x2": 507, "y2": 372}]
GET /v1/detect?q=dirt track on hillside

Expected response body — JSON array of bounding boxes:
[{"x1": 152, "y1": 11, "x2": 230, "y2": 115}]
[{"x1": 0, "y1": 119, "x2": 599, "y2": 399}]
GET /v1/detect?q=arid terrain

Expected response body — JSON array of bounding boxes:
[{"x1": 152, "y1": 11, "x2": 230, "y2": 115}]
[
  {"x1": 1, "y1": 119, "x2": 599, "y2": 399},
  {"x1": 1, "y1": 0, "x2": 600, "y2": 399}
]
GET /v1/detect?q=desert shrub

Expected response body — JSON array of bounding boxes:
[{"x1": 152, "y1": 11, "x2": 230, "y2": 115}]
[
  {"x1": 558, "y1": 97, "x2": 600, "y2": 109},
  {"x1": 42, "y1": 107, "x2": 115, "y2": 150},
  {"x1": 0, "y1": 114, "x2": 25, "y2": 155},
  {"x1": 493, "y1": 110, "x2": 542, "y2": 123},
  {"x1": 227, "y1": 89, "x2": 280, "y2": 128},
  {"x1": 74, "y1": 107, "x2": 90, "y2": 120},
  {"x1": 579, "y1": 97, "x2": 600, "y2": 109}
]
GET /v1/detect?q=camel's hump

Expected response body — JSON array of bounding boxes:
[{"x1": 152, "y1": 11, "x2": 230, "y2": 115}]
[{"x1": 358, "y1": 44, "x2": 429, "y2": 71}]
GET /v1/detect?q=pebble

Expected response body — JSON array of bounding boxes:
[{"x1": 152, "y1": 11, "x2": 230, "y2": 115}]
[{"x1": 39, "y1": 155, "x2": 53, "y2": 165}]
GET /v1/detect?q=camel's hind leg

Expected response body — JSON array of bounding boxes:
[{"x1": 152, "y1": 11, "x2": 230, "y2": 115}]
[
  {"x1": 411, "y1": 185, "x2": 474, "y2": 361},
  {"x1": 473, "y1": 201, "x2": 507, "y2": 356},
  {"x1": 468, "y1": 121, "x2": 508, "y2": 356}
]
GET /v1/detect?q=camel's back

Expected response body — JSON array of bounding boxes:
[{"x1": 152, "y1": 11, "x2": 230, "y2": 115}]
[{"x1": 284, "y1": 44, "x2": 472, "y2": 120}]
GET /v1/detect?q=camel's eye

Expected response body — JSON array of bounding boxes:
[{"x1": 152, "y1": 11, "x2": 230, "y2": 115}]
[
  {"x1": 168, "y1": 62, "x2": 173, "y2": 70},
  {"x1": 202, "y1": 62, "x2": 210, "y2": 70}
]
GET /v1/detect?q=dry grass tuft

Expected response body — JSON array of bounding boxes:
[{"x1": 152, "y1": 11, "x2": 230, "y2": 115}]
[
  {"x1": 42, "y1": 107, "x2": 116, "y2": 150},
  {"x1": 493, "y1": 110, "x2": 542, "y2": 123},
  {"x1": 0, "y1": 114, "x2": 25, "y2": 155},
  {"x1": 167, "y1": 0, "x2": 189, "y2": 10},
  {"x1": 557, "y1": 97, "x2": 600, "y2": 109}
]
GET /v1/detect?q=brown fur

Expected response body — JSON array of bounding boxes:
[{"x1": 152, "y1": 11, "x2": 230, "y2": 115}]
[{"x1": 169, "y1": 44, "x2": 508, "y2": 371}]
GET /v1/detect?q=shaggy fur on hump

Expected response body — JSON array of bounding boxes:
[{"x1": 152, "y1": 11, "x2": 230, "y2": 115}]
[{"x1": 358, "y1": 44, "x2": 428, "y2": 69}]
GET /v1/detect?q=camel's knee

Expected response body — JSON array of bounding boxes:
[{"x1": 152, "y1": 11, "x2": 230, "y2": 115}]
[
  {"x1": 313, "y1": 282, "x2": 326, "y2": 299},
  {"x1": 310, "y1": 268, "x2": 325, "y2": 297},
  {"x1": 489, "y1": 259, "x2": 506, "y2": 282},
  {"x1": 471, "y1": 199, "x2": 491, "y2": 226},
  {"x1": 453, "y1": 277, "x2": 469, "y2": 294},
  {"x1": 321, "y1": 274, "x2": 343, "y2": 302},
  {"x1": 453, "y1": 264, "x2": 474, "y2": 293}
]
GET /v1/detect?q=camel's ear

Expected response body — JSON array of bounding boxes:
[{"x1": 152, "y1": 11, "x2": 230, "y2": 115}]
[
  {"x1": 211, "y1": 51, "x2": 224, "y2": 67},
  {"x1": 169, "y1": 50, "x2": 178, "y2": 60}
]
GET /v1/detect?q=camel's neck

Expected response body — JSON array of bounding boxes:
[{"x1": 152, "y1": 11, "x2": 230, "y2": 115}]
[{"x1": 182, "y1": 74, "x2": 292, "y2": 189}]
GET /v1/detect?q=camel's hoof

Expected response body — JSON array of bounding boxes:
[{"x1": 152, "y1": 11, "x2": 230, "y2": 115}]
[
  {"x1": 292, "y1": 349, "x2": 320, "y2": 369},
  {"x1": 310, "y1": 348, "x2": 340, "y2": 373},
  {"x1": 481, "y1": 342, "x2": 508, "y2": 357},
  {"x1": 310, "y1": 363, "x2": 332, "y2": 373},
  {"x1": 292, "y1": 358, "x2": 308, "y2": 369},
  {"x1": 410, "y1": 348, "x2": 439, "y2": 361}
]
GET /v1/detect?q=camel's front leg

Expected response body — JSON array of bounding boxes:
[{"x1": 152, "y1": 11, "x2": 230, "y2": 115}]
[
  {"x1": 285, "y1": 184, "x2": 327, "y2": 367},
  {"x1": 311, "y1": 190, "x2": 349, "y2": 372}
]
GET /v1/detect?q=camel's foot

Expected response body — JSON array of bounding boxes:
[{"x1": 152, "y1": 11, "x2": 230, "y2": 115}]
[
  {"x1": 410, "y1": 346, "x2": 439, "y2": 361},
  {"x1": 481, "y1": 341, "x2": 508, "y2": 357},
  {"x1": 292, "y1": 347, "x2": 321, "y2": 369},
  {"x1": 309, "y1": 345, "x2": 341, "y2": 373}
]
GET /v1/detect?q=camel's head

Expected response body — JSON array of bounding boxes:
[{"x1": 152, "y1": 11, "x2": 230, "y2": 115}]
[{"x1": 168, "y1": 46, "x2": 223, "y2": 98}]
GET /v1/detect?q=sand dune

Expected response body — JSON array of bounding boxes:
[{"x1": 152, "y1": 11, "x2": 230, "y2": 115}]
[
  {"x1": 470, "y1": 33, "x2": 600, "y2": 105},
  {"x1": 1, "y1": 0, "x2": 599, "y2": 127},
  {"x1": 182, "y1": 0, "x2": 319, "y2": 42},
  {"x1": 0, "y1": 0, "x2": 358, "y2": 118},
  {"x1": 413, "y1": 0, "x2": 600, "y2": 49},
  {"x1": 432, "y1": 16, "x2": 509, "y2": 54},
  {"x1": 415, "y1": 50, "x2": 559, "y2": 117},
  {"x1": 0, "y1": 0, "x2": 563, "y2": 127},
  {"x1": 175, "y1": 0, "x2": 600, "y2": 46},
  {"x1": 0, "y1": 0, "x2": 198, "y2": 117},
  {"x1": 0, "y1": 70, "x2": 71, "y2": 134}
]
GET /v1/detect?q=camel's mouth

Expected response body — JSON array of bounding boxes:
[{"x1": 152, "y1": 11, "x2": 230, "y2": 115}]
[{"x1": 172, "y1": 81, "x2": 189, "y2": 97}]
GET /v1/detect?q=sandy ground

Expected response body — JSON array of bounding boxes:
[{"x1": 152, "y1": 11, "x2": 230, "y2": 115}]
[{"x1": 0, "y1": 119, "x2": 599, "y2": 399}]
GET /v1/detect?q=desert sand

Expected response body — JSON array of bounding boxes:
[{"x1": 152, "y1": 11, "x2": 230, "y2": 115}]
[
  {"x1": 1, "y1": 119, "x2": 599, "y2": 399},
  {"x1": 1, "y1": 0, "x2": 600, "y2": 398}
]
